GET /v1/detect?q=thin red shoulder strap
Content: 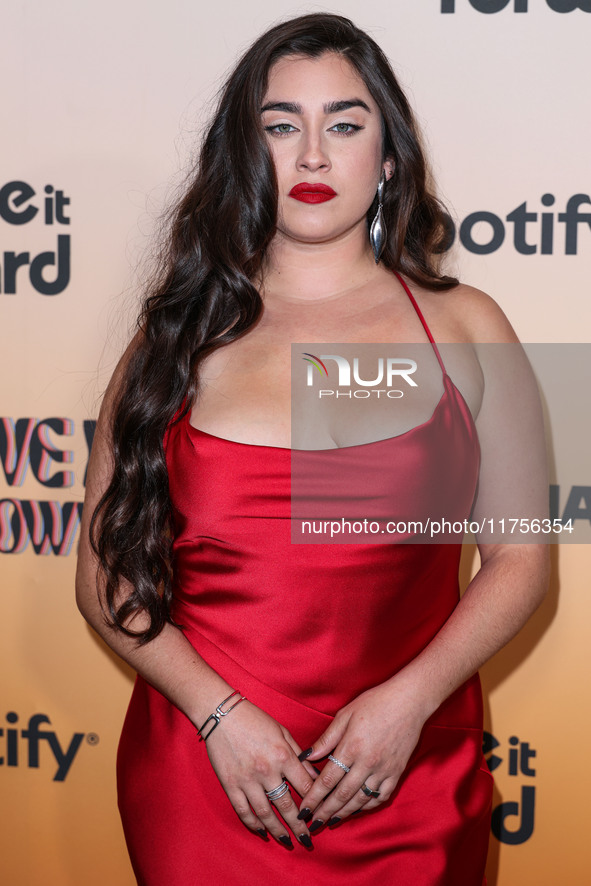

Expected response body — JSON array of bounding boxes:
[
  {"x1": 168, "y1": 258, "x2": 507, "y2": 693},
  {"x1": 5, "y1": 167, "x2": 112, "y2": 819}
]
[{"x1": 393, "y1": 270, "x2": 447, "y2": 377}]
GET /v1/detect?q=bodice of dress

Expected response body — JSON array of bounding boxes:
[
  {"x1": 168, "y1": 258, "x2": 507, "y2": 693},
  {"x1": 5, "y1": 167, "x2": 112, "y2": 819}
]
[{"x1": 164, "y1": 370, "x2": 480, "y2": 721}]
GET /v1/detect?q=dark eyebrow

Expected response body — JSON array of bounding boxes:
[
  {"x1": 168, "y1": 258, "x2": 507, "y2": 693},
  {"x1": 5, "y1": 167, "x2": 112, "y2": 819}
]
[
  {"x1": 260, "y1": 99, "x2": 371, "y2": 114},
  {"x1": 324, "y1": 99, "x2": 371, "y2": 114}
]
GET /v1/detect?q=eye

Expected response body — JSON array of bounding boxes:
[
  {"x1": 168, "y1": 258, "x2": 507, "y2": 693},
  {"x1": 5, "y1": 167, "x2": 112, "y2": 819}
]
[
  {"x1": 329, "y1": 123, "x2": 363, "y2": 136},
  {"x1": 264, "y1": 123, "x2": 297, "y2": 137}
]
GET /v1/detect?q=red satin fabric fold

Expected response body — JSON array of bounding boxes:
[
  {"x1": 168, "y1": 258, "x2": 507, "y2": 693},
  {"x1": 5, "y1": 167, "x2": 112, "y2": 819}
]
[{"x1": 117, "y1": 374, "x2": 492, "y2": 885}]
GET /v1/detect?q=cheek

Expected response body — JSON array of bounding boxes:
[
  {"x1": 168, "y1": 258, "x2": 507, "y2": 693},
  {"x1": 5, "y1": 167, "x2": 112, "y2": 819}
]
[
  {"x1": 346, "y1": 143, "x2": 383, "y2": 194},
  {"x1": 263, "y1": 138, "x2": 281, "y2": 176},
  {"x1": 270, "y1": 153, "x2": 294, "y2": 198},
  {"x1": 349, "y1": 166, "x2": 383, "y2": 213}
]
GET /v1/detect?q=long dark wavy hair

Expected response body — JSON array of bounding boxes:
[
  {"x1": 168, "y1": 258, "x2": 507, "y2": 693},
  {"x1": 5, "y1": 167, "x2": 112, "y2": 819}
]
[{"x1": 91, "y1": 12, "x2": 459, "y2": 643}]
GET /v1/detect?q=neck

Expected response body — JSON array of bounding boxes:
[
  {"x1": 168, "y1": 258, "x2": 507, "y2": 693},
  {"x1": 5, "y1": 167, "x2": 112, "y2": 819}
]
[{"x1": 259, "y1": 226, "x2": 381, "y2": 303}]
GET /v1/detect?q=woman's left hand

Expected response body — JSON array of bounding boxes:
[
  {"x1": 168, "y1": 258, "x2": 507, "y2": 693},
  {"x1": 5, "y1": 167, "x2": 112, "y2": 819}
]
[{"x1": 297, "y1": 676, "x2": 432, "y2": 828}]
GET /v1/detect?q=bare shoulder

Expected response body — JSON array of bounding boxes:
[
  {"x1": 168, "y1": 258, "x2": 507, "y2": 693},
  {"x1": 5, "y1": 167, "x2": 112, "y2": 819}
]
[
  {"x1": 410, "y1": 280, "x2": 520, "y2": 345},
  {"x1": 443, "y1": 283, "x2": 520, "y2": 343},
  {"x1": 87, "y1": 328, "x2": 145, "y2": 476},
  {"x1": 78, "y1": 328, "x2": 145, "y2": 544},
  {"x1": 99, "y1": 329, "x2": 145, "y2": 420}
]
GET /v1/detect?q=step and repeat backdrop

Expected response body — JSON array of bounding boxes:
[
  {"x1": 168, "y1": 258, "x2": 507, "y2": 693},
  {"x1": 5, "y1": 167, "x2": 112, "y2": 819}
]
[{"x1": 2, "y1": 2, "x2": 589, "y2": 884}]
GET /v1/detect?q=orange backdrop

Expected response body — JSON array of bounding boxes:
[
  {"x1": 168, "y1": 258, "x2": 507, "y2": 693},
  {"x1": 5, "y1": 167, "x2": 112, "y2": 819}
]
[{"x1": 1, "y1": 2, "x2": 589, "y2": 884}]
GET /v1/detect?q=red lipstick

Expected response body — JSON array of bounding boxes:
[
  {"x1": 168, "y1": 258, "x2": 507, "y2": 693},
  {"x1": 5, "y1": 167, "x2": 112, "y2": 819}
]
[{"x1": 289, "y1": 182, "x2": 337, "y2": 204}]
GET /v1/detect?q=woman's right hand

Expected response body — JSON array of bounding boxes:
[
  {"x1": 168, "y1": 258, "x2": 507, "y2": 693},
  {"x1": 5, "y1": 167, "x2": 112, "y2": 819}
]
[{"x1": 203, "y1": 699, "x2": 316, "y2": 848}]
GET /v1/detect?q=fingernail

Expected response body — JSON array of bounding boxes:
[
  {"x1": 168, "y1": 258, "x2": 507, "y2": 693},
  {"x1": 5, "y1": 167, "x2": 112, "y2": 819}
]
[
  {"x1": 256, "y1": 828, "x2": 269, "y2": 841},
  {"x1": 312, "y1": 765, "x2": 322, "y2": 775},
  {"x1": 298, "y1": 833, "x2": 313, "y2": 849},
  {"x1": 298, "y1": 748, "x2": 313, "y2": 761},
  {"x1": 297, "y1": 807, "x2": 312, "y2": 822},
  {"x1": 352, "y1": 809, "x2": 362, "y2": 816},
  {"x1": 279, "y1": 835, "x2": 293, "y2": 849},
  {"x1": 309, "y1": 820, "x2": 324, "y2": 834},
  {"x1": 327, "y1": 816, "x2": 341, "y2": 829}
]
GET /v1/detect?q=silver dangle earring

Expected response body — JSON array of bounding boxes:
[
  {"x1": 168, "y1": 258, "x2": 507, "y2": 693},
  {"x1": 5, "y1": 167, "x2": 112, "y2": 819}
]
[{"x1": 370, "y1": 171, "x2": 387, "y2": 264}]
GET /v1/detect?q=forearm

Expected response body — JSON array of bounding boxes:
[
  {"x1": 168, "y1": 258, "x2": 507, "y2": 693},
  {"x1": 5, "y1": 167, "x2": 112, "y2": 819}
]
[
  {"x1": 76, "y1": 574, "x2": 234, "y2": 729},
  {"x1": 388, "y1": 544, "x2": 550, "y2": 720}
]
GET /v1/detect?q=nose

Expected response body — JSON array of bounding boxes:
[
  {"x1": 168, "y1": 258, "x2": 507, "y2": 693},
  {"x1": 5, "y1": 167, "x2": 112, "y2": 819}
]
[{"x1": 296, "y1": 130, "x2": 331, "y2": 173}]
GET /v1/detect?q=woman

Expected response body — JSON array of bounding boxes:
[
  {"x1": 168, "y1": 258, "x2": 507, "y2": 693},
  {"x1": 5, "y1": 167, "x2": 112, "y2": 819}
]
[{"x1": 76, "y1": 13, "x2": 549, "y2": 886}]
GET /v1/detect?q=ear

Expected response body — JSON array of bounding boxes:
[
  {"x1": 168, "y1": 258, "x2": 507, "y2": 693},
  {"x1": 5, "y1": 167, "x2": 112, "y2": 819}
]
[{"x1": 383, "y1": 158, "x2": 395, "y2": 181}]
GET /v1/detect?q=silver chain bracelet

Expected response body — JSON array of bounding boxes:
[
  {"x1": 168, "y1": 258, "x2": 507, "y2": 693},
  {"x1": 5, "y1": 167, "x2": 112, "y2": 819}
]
[{"x1": 196, "y1": 690, "x2": 247, "y2": 742}]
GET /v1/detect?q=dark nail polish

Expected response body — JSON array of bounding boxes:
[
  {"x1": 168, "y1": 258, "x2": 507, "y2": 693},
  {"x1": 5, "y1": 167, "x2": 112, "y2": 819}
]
[
  {"x1": 256, "y1": 828, "x2": 269, "y2": 841},
  {"x1": 297, "y1": 807, "x2": 312, "y2": 821},
  {"x1": 312, "y1": 765, "x2": 322, "y2": 775},
  {"x1": 298, "y1": 833, "x2": 313, "y2": 849},
  {"x1": 298, "y1": 747, "x2": 313, "y2": 761},
  {"x1": 309, "y1": 819, "x2": 324, "y2": 834},
  {"x1": 279, "y1": 835, "x2": 293, "y2": 848},
  {"x1": 327, "y1": 816, "x2": 341, "y2": 828},
  {"x1": 352, "y1": 809, "x2": 362, "y2": 816}
]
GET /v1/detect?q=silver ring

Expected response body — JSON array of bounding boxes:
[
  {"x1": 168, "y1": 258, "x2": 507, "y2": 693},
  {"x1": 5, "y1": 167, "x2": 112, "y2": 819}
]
[
  {"x1": 265, "y1": 781, "x2": 289, "y2": 801},
  {"x1": 328, "y1": 754, "x2": 351, "y2": 774},
  {"x1": 360, "y1": 783, "x2": 381, "y2": 799}
]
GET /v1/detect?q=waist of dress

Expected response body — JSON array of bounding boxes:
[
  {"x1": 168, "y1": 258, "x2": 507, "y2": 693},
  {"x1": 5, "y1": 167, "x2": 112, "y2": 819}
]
[
  {"x1": 170, "y1": 615, "x2": 484, "y2": 731},
  {"x1": 170, "y1": 541, "x2": 464, "y2": 716}
]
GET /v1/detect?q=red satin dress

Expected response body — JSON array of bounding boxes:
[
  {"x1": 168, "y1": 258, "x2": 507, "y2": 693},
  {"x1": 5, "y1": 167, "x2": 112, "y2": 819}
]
[{"x1": 117, "y1": 274, "x2": 493, "y2": 885}]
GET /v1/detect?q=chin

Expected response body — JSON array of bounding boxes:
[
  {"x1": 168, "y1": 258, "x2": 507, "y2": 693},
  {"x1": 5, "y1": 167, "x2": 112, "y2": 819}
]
[{"x1": 281, "y1": 221, "x2": 354, "y2": 244}]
